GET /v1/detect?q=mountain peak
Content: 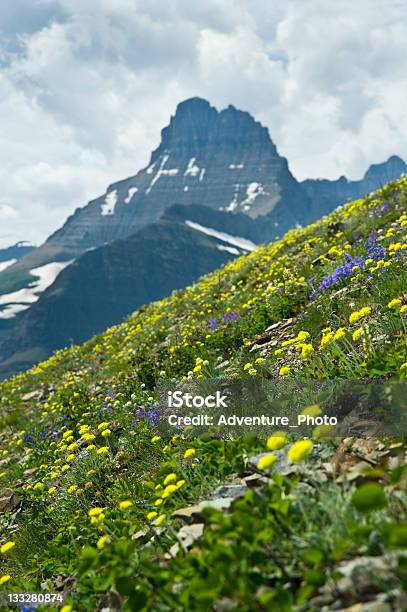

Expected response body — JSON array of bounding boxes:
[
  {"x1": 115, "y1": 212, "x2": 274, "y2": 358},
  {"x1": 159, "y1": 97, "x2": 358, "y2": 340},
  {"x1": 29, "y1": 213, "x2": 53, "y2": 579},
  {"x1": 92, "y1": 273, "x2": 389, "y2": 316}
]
[
  {"x1": 363, "y1": 155, "x2": 407, "y2": 182},
  {"x1": 150, "y1": 97, "x2": 276, "y2": 163},
  {"x1": 175, "y1": 96, "x2": 215, "y2": 115}
]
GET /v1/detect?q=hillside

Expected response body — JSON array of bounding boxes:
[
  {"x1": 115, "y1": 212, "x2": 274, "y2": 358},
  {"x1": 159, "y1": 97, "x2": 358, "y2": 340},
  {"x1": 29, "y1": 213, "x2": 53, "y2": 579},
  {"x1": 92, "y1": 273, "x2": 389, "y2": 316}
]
[
  {"x1": 0, "y1": 178, "x2": 406, "y2": 610},
  {"x1": 0, "y1": 205, "x2": 260, "y2": 378}
]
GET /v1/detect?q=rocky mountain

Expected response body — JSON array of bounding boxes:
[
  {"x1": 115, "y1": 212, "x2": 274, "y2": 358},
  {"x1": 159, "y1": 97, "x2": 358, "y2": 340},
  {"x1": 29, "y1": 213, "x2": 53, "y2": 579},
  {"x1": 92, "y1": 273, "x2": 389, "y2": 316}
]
[
  {"x1": 301, "y1": 155, "x2": 407, "y2": 217},
  {"x1": 0, "y1": 205, "x2": 260, "y2": 378},
  {"x1": 2, "y1": 97, "x2": 311, "y2": 274},
  {"x1": 0, "y1": 96, "x2": 312, "y2": 330}
]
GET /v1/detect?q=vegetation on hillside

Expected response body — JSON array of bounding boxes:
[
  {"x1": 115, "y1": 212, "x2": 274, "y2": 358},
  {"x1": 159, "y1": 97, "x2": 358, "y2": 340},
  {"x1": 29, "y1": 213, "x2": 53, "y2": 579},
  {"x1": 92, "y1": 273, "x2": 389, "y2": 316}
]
[{"x1": 0, "y1": 177, "x2": 406, "y2": 610}]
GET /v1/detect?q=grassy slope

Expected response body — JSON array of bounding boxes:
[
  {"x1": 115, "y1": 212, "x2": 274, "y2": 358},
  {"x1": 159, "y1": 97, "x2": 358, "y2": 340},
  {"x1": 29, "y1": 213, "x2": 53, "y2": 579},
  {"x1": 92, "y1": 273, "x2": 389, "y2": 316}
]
[{"x1": 0, "y1": 178, "x2": 406, "y2": 610}]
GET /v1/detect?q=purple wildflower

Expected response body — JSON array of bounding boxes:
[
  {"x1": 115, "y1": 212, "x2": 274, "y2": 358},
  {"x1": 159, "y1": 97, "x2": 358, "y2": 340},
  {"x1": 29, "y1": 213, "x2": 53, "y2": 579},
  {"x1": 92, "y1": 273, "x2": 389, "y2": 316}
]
[
  {"x1": 222, "y1": 311, "x2": 239, "y2": 323},
  {"x1": 310, "y1": 254, "x2": 364, "y2": 299},
  {"x1": 364, "y1": 234, "x2": 386, "y2": 261}
]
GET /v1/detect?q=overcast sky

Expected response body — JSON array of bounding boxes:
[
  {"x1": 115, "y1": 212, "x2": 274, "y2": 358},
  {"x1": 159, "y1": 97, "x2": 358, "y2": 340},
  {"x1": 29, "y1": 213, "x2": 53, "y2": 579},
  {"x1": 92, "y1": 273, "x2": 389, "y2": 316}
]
[{"x1": 1, "y1": 0, "x2": 407, "y2": 246}]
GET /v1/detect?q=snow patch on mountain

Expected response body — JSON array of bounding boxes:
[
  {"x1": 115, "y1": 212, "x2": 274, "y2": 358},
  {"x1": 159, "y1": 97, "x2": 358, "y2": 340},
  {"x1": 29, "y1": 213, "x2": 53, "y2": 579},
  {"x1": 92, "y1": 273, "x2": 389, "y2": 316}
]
[
  {"x1": 217, "y1": 245, "x2": 240, "y2": 255},
  {"x1": 0, "y1": 259, "x2": 17, "y2": 273},
  {"x1": 241, "y1": 183, "x2": 267, "y2": 210},
  {"x1": 225, "y1": 184, "x2": 241, "y2": 212},
  {"x1": 146, "y1": 161, "x2": 156, "y2": 175},
  {"x1": 101, "y1": 190, "x2": 118, "y2": 216},
  {"x1": 0, "y1": 261, "x2": 72, "y2": 319},
  {"x1": 184, "y1": 158, "x2": 200, "y2": 177},
  {"x1": 185, "y1": 220, "x2": 257, "y2": 252},
  {"x1": 146, "y1": 155, "x2": 179, "y2": 194},
  {"x1": 125, "y1": 187, "x2": 138, "y2": 204}
]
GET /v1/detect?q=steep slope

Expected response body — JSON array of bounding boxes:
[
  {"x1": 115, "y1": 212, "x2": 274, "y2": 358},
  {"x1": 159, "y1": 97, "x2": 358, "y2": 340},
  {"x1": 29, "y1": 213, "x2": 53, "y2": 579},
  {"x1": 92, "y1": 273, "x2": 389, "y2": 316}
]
[
  {"x1": 302, "y1": 154, "x2": 407, "y2": 217},
  {"x1": 0, "y1": 206, "x2": 261, "y2": 378},
  {"x1": 0, "y1": 178, "x2": 406, "y2": 611}
]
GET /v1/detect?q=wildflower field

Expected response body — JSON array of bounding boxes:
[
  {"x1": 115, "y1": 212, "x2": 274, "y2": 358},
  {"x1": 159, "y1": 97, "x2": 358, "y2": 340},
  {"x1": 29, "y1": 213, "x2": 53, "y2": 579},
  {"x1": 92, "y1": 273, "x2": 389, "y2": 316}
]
[{"x1": 0, "y1": 178, "x2": 406, "y2": 610}]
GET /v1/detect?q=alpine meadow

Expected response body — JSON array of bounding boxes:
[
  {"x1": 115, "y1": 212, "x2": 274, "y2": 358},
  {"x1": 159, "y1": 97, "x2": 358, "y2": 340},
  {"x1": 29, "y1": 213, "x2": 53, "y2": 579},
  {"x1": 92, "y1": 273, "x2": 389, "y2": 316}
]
[{"x1": 0, "y1": 175, "x2": 406, "y2": 610}]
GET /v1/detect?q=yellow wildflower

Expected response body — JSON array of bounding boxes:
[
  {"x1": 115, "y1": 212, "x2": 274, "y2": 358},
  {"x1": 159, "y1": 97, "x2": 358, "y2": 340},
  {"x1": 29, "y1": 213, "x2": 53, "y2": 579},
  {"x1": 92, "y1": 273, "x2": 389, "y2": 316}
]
[
  {"x1": 81, "y1": 433, "x2": 95, "y2": 442},
  {"x1": 155, "y1": 514, "x2": 167, "y2": 526},
  {"x1": 257, "y1": 454, "x2": 276, "y2": 470},
  {"x1": 162, "y1": 484, "x2": 178, "y2": 498},
  {"x1": 300, "y1": 403, "x2": 321, "y2": 417},
  {"x1": 299, "y1": 343, "x2": 314, "y2": 358},
  {"x1": 352, "y1": 328, "x2": 362, "y2": 342},
  {"x1": 0, "y1": 541, "x2": 15, "y2": 554},
  {"x1": 349, "y1": 306, "x2": 371, "y2": 324},
  {"x1": 288, "y1": 440, "x2": 313, "y2": 462},
  {"x1": 279, "y1": 366, "x2": 291, "y2": 376},
  {"x1": 266, "y1": 433, "x2": 287, "y2": 450},
  {"x1": 97, "y1": 447, "x2": 109, "y2": 455},
  {"x1": 163, "y1": 473, "x2": 177, "y2": 485},
  {"x1": 333, "y1": 327, "x2": 346, "y2": 341},
  {"x1": 183, "y1": 448, "x2": 196, "y2": 459},
  {"x1": 119, "y1": 500, "x2": 133, "y2": 510},
  {"x1": 388, "y1": 298, "x2": 402, "y2": 309},
  {"x1": 88, "y1": 507, "x2": 104, "y2": 517}
]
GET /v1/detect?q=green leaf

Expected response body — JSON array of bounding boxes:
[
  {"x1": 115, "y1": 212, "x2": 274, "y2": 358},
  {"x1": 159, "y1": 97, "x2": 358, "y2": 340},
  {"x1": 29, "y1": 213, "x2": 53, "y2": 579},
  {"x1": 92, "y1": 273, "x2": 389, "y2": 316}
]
[
  {"x1": 304, "y1": 568, "x2": 326, "y2": 587},
  {"x1": 352, "y1": 483, "x2": 387, "y2": 512},
  {"x1": 78, "y1": 546, "x2": 99, "y2": 572}
]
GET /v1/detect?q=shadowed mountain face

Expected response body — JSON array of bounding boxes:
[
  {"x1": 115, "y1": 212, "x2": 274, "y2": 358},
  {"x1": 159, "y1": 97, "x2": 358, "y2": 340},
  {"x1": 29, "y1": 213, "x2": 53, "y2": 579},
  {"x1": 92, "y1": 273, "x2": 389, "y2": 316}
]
[
  {"x1": 302, "y1": 155, "x2": 407, "y2": 217},
  {"x1": 0, "y1": 205, "x2": 263, "y2": 378}
]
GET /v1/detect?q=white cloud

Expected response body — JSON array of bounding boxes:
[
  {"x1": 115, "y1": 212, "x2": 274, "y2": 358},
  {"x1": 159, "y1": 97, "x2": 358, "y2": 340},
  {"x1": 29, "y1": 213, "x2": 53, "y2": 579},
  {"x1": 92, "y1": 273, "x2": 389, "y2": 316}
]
[{"x1": 0, "y1": 0, "x2": 406, "y2": 244}]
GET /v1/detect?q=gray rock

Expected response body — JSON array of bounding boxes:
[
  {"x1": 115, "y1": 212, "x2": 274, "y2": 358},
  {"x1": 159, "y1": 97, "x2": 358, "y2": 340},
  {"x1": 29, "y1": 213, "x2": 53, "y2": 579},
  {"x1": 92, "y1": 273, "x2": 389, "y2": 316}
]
[
  {"x1": 200, "y1": 497, "x2": 235, "y2": 512},
  {"x1": 22, "y1": 390, "x2": 41, "y2": 401},
  {"x1": 0, "y1": 489, "x2": 20, "y2": 513},
  {"x1": 312, "y1": 554, "x2": 404, "y2": 610},
  {"x1": 212, "y1": 483, "x2": 248, "y2": 500},
  {"x1": 176, "y1": 523, "x2": 204, "y2": 550},
  {"x1": 172, "y1": 504, "x2": 203, "y2": 522}
]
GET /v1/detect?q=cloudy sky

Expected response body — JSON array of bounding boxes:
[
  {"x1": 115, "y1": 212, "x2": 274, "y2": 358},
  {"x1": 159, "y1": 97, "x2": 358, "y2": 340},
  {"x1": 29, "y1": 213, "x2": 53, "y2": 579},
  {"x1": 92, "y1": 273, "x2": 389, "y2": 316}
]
[{"x1": 1, "y1": 0, "x2": 407, "y2": 246}]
